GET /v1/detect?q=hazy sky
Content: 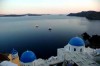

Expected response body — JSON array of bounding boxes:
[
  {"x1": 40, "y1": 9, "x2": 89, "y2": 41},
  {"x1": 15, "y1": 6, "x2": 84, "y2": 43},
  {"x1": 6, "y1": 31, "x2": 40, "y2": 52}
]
[{"x1": 0, "y1": 0, "x2": 100, "y2": 14}]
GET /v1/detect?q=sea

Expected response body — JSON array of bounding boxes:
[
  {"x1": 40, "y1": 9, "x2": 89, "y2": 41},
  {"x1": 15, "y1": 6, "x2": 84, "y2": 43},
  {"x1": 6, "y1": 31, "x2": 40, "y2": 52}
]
[{"x1": 0, "y1": 15, "x2": 100, "y2": 59}]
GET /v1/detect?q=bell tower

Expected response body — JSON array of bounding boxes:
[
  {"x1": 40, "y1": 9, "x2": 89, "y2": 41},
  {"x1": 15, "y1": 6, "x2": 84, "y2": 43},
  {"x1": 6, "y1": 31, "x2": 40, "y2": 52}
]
[{"x1": 11, "y1": 48, "x2": 18, "y2": 60}]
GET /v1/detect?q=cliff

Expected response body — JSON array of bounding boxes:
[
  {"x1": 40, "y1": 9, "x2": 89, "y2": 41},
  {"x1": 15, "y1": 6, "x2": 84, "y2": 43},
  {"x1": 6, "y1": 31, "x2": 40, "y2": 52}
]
[
  {"x1": 67, "y1": 11, "x2": 100, "y2": 20},
  {"x1": 81, "y1": 32, "x2": 100, "y2": 48},
  {"x1": 0, "y1": 53, "x2": 10, "y2": 62}
]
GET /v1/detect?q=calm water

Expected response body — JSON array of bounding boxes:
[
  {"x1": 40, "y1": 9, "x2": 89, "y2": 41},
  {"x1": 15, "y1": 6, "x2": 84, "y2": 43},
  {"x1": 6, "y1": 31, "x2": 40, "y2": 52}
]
[{"x1": 0, "y1": 15, "x2": 100, "y2": 58}]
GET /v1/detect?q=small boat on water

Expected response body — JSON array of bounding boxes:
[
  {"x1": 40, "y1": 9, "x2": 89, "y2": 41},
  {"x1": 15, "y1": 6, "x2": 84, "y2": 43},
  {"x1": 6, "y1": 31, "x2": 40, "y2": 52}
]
[
  {"x1": 48, "y1": 27, "x2": 52, "y2": 31},
  {"x1": 35, "y1": 25, "x2": 39, "y2": 28}
]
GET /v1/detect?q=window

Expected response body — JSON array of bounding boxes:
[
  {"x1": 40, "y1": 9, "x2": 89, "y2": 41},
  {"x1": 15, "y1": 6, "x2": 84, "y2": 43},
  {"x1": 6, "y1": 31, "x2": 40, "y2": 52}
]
[
  {"x1": 80, "y1": 48, "x2": 82, "y2": 52},
  {"x1": 69, "y1": 47, "x2": 70, "y2": 50},
  {"x1": 74, "y1": 48, "x2": 76, "y2": 51}
]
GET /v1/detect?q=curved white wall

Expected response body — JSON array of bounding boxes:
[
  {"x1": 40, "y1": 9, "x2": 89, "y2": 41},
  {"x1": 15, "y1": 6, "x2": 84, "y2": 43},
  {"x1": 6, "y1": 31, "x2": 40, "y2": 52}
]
[
  {"x1": 20, "y1": 62, "x2": 34, "y2": 66},
  {"x1": 64, "y1": 44, "x2": 84, "y2": 53}
]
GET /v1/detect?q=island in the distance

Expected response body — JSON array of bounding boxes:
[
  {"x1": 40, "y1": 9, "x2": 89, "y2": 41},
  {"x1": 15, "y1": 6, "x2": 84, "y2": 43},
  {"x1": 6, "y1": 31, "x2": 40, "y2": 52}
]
[
  {"x1": 67, "y1": 11, "x2": 100, "y2": 20},
  {"x1": 0, "y1": 14, "x2": 45, "y2": 17}
]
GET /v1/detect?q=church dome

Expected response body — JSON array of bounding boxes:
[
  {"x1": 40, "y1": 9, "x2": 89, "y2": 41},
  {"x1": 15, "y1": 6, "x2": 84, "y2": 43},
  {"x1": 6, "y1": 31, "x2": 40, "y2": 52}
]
[
  {"x1": 20, "y1": 50, "x2": 36, "y2": 63},
  {"x1": 69, "y1": 37, "x2": 85, "y2": 46}
]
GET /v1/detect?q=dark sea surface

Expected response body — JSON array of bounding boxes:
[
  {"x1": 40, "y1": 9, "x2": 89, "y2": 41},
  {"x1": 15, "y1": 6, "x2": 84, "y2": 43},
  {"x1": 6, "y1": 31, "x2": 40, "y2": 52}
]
[{"x1": 0, "y1": 15, "x2": 100, "y2": 59}]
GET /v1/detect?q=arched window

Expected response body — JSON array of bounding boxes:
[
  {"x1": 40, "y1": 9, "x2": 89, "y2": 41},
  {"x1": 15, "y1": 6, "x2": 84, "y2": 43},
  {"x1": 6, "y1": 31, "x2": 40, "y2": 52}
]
[
  {"x1": 80, "y1": 48, "x2": 82, "y2": 52},
  {"x1": 69, "y1": 47, "x2": 70, "y2": 50},
  {"x1": 74, "y1": 48, "x2": 76, "y2": 51}
]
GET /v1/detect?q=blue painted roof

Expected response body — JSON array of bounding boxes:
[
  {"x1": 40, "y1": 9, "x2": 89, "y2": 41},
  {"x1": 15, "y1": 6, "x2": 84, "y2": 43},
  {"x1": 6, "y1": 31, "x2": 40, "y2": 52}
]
[
  {"x1": 69, "y1": 37, "x2": 85, "y2": 46},
  {"x1": 20, "y1": 50, "x2": 36, "y2": 63},
  {"x1": 11, "y1": 48, "x2": 18, "y2": 55}
]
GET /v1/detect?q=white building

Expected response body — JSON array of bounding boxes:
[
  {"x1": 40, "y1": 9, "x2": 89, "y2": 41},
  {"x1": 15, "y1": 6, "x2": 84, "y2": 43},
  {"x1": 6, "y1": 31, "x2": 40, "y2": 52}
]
[
  {"x1": 18, "y1": 37, "x2": 100, "y2": 66},
  {"x1": 64, "y1": 37, "x2": 85, "y2": 53},
  {"x1": 0, "y1": 61, "x2": 18, "y2": 66}
]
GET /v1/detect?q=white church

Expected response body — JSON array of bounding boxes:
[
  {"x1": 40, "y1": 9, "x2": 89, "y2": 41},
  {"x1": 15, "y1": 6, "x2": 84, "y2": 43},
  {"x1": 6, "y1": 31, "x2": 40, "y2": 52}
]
[{"x1": 9, "y1": 37, "x2": 100, "y2": 66}]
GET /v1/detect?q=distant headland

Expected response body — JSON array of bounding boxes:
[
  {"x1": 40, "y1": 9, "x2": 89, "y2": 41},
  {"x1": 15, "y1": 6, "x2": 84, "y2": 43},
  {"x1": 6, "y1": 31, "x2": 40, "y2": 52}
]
[
  {"x1": 0, "y1": 14, "x2": 50, "y2": 17},
  {"x1": 67, "y1": 11, "x2": 100, "y2": 20}
]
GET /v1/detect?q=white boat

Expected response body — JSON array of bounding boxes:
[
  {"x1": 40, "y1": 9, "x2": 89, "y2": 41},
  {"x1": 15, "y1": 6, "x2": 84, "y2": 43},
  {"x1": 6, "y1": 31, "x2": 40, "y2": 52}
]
[{"x1": 35, "y1": 25, "x2": 39, "y2": 28}]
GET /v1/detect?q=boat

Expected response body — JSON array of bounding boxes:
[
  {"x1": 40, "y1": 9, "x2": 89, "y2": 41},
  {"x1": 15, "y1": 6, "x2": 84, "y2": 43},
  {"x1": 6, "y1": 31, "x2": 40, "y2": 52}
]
[
  {"x1": 35, "y1": 25, "x2": 39, "y2": 28},
  {"x1": 48, "y1": 27, "x2": 52, "y2": 30}
]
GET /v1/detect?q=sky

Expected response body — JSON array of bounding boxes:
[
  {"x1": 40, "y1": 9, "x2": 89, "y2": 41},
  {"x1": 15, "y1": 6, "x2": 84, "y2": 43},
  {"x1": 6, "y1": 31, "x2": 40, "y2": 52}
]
[{"x1": 0, "y1": 0, "x2": 100, "y2": 14}]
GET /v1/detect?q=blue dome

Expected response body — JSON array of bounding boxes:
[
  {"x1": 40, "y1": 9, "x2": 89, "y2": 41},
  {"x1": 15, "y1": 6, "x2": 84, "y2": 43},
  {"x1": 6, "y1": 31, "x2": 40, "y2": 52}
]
[
  {"x1": 11, "y1": 48, "x2": 18, "y2": 55},
  {"x1": 69, "y1": 37, "x2": 85, "y2": 46},
  {"x1": 20, "y1": 51, "x2": 36, "y2": 63}
]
